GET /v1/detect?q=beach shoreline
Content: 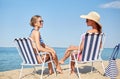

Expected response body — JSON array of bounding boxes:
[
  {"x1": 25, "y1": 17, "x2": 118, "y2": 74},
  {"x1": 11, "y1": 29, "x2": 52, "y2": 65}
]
[{"x1": 0, "y1": 59, "x2": 120, "y2": 79}]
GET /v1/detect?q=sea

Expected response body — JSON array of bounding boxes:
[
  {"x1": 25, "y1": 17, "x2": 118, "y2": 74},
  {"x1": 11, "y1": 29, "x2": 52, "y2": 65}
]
[{"x1": 0, "y1": 47, "x2": 120, "y2": 72}]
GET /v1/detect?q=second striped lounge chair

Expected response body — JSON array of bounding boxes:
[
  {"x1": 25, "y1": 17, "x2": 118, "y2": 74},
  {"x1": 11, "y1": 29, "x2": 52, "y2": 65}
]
[{"x1": 69, "y1": 33, "x2": 105, "y2": 79}]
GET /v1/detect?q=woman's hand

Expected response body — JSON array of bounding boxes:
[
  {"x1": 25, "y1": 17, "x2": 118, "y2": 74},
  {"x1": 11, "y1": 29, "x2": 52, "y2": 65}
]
[{"x1": 46, "y1": 49, "x2": 56, "y2": 59}]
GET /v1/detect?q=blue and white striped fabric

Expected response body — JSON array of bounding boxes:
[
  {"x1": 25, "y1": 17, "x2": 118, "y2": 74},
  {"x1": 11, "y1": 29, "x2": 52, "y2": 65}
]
[
  {"x1": 15, "y1": 38, "x2": 56, "y2": 79},
  {"x1": 105, "y1": 60, "x2": 118, "y2": 79},
  {"x1": 70, "y1": 33, "x2": 105, "y2": 79},
  {"x1": 15, "y1": 38, "x2": 38, "y2": 64},
  {"x1": 81, "y1": 33, "x2": 104, "y2": 62},
  {"x1": 105, "y1": 44, "x2": 120, "y2": 79}
]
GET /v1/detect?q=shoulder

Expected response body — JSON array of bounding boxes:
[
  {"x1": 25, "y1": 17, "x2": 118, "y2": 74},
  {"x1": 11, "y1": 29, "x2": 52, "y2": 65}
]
[
  {"x1": 80, "y1": 33, "x2": 86, "y2": 41},
  {"x1": 86, "y1": 29, "x2": 93, "y2": 33},
  {"x1": 32, "y1": 30, "x2": 40, "y2": 37},
  {"x1": 86, "y1": 29, "x2": 98, "y2": 33},
  {"x1": 32, "y1": 30, "x2": 40, "y2": 34},
  {"x1": 81, "y1": 33, "x2": 86, "y2": 37}
]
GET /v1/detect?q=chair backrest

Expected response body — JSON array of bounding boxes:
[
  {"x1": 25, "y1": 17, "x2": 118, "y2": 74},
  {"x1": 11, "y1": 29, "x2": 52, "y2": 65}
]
[
  {"x1": 14, "y1": 38, "x2": 39, "y2": 64},
  {"x1": 110, "y1": 43, "x2": 120, "y2": 60},
  {"x1": 81, "y1": 33, "x2": 105, "y2": 62}
]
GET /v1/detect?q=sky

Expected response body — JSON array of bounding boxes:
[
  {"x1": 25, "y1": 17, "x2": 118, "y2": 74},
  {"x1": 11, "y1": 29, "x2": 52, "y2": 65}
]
[{"x1": 0, "y1": 0, "x2": 120, "y2": 48}]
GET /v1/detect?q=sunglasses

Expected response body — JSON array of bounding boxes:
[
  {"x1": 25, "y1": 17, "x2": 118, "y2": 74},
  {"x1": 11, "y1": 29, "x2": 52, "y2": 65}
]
[
  {"x1": 86, "y1": 19, "x2": 93, "y2": 22},
  {"x1": 39, "y1": 20, "x2": 44, "y2": 23}
]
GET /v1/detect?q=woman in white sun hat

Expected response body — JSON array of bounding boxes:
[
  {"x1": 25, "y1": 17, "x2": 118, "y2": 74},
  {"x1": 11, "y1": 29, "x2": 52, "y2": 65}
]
[{"x1": 59, "y1": 11, "x2": 102, "y2": 74}]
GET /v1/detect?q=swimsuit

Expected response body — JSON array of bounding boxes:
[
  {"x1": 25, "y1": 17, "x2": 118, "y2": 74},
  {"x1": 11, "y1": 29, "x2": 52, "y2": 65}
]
[
  {"x1": 77, "y1": 33, "x2": 86, "y2": 61},
  {"x1": 30, "y1": 29, "x2": 44, "y2": 44},
  {"x1": 29, "y1": 29, "x2": 45, "y2": 56}
]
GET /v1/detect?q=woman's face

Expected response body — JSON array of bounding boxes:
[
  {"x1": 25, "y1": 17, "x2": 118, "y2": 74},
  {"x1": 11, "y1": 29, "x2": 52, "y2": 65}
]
[
  {"x1": 35, "y1": 17, "x2": 44, "y2": 28},
  {"x1": 86, "y1": 19, "x2": 95, "y2": 27}
]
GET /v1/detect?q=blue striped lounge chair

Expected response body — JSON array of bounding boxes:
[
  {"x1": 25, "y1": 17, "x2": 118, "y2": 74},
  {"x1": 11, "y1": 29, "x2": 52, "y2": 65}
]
[
  {"x1": 69, "y1": 33, "x2": 105, "y2": 79},
  {"x1": 14, "y1": 38, "x2": 56, "y2": 79}
]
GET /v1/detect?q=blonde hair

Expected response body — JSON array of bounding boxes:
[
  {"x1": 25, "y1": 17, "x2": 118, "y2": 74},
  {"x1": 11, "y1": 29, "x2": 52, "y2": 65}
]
[{"x1": 30, "y1": 15, "x2": 41, "y2": 27}]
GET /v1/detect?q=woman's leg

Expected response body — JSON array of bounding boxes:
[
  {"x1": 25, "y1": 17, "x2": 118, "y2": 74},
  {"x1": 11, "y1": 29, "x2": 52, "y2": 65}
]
[
  {"x1": 70, "y1": 54, "x2": 76, "y2": 74},
  {"x1": 48, "y1": 62, "x2": 54, "y2": 75},
  {"x1": 59, "y1": 48, "x2": 71, "y2": 64},
  {"x1": 59, "y1": 45, "x2": 79, "y2": 64},
  {"x1": 45, "y1": 46, "x2": 62, "y2": 73},
  {"x1": 71, "y1": 61, "x2": 75, "y2": 74},
  {"x1": 53, "y1": 53, "x2": 62, "y2": 73}
]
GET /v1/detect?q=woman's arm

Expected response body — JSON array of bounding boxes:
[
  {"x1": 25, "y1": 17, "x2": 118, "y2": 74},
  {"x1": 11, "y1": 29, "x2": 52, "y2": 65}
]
[
  {"x1": 34, "y1": 31, "x2": 48, "y2": 52},
  {"x1": 79, "y1": 40, "x2": 84, "y2": 51},
  {"x1": 34, "y1": 31, "x2": 55, "y2": 55}
]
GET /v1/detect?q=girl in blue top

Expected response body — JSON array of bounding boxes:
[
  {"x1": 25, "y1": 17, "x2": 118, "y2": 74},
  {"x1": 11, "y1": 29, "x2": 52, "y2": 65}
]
[{"x1": 29, "y1": 15, "x2": 62, "y2": 74}]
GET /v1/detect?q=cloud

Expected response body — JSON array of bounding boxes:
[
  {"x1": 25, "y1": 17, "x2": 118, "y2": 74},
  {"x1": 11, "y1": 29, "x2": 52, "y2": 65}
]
[{"x1": 100, "y1": 1, "x2": 120, "y2": 9}]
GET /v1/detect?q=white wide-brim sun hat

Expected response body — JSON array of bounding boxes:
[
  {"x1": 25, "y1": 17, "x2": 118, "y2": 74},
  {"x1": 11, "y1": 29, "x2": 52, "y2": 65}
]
[{"x1": 80, "y1": 11, "x2": 102, "y2": 28}]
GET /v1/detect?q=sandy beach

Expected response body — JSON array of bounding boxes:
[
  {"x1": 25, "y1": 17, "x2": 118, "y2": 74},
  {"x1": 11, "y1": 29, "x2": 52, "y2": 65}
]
[{"x1": 0, "y1": 59, "x2": 120, "y2": 79}]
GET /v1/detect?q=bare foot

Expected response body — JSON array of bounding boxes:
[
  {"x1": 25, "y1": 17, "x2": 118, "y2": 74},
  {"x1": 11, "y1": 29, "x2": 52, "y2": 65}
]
[
  {"x1": 70, "y1": 71, "x2": 76, "y2": 75},
  {"x1": 56, "y1": 69, "x2": 63, "y2": 74},
  {"x1": 49, "y1": 72, "x2": 54, "y2": 75},
  {"x1": 49, "y1": 70, "x2": 54, "y2": 75},
  {"x1": 59, "y1": 60, "x2": 64, "y2": 64}
]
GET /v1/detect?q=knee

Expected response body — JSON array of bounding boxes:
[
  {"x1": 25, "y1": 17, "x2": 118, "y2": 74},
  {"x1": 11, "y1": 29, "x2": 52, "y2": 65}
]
[{"x1": 71, "y1": 61, "x2": 75, "y2": 66}]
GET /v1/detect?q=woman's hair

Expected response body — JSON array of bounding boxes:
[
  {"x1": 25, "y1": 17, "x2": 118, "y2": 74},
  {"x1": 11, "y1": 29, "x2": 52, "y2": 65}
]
[
  {"x1": 96, "y1": 23, "x2": 102, "y2": 33},
  {"x1": 30, "y1": 15, "x2": 41, "y2": 27}
]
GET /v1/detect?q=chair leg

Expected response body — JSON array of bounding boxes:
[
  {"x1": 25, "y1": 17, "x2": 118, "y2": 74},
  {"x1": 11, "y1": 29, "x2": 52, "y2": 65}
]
[
  {"x1": 33, "y1": 66, "x2": 37, "y2": 73},
  {"x1": 51, "y1": 60, "x2": 57, "y2": 76},
  {"x1": 101, "y1": 61, "x2": 105, "y2": 73},
  {"x1": 73, "y1": 54, "x2": 81, "y2": 79},
  {"x1": 40, "y1": 63, "x2": 45, "y2": 79},
  {"x1": 91, "y1": 62, "x2": 93, "y2": 73},
  {"x1": 19, "y1": 65, "x2": 23, "y2": 79},
  {"x1": 75, "y1": 61, "x2": 81, "y2": 79}
]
